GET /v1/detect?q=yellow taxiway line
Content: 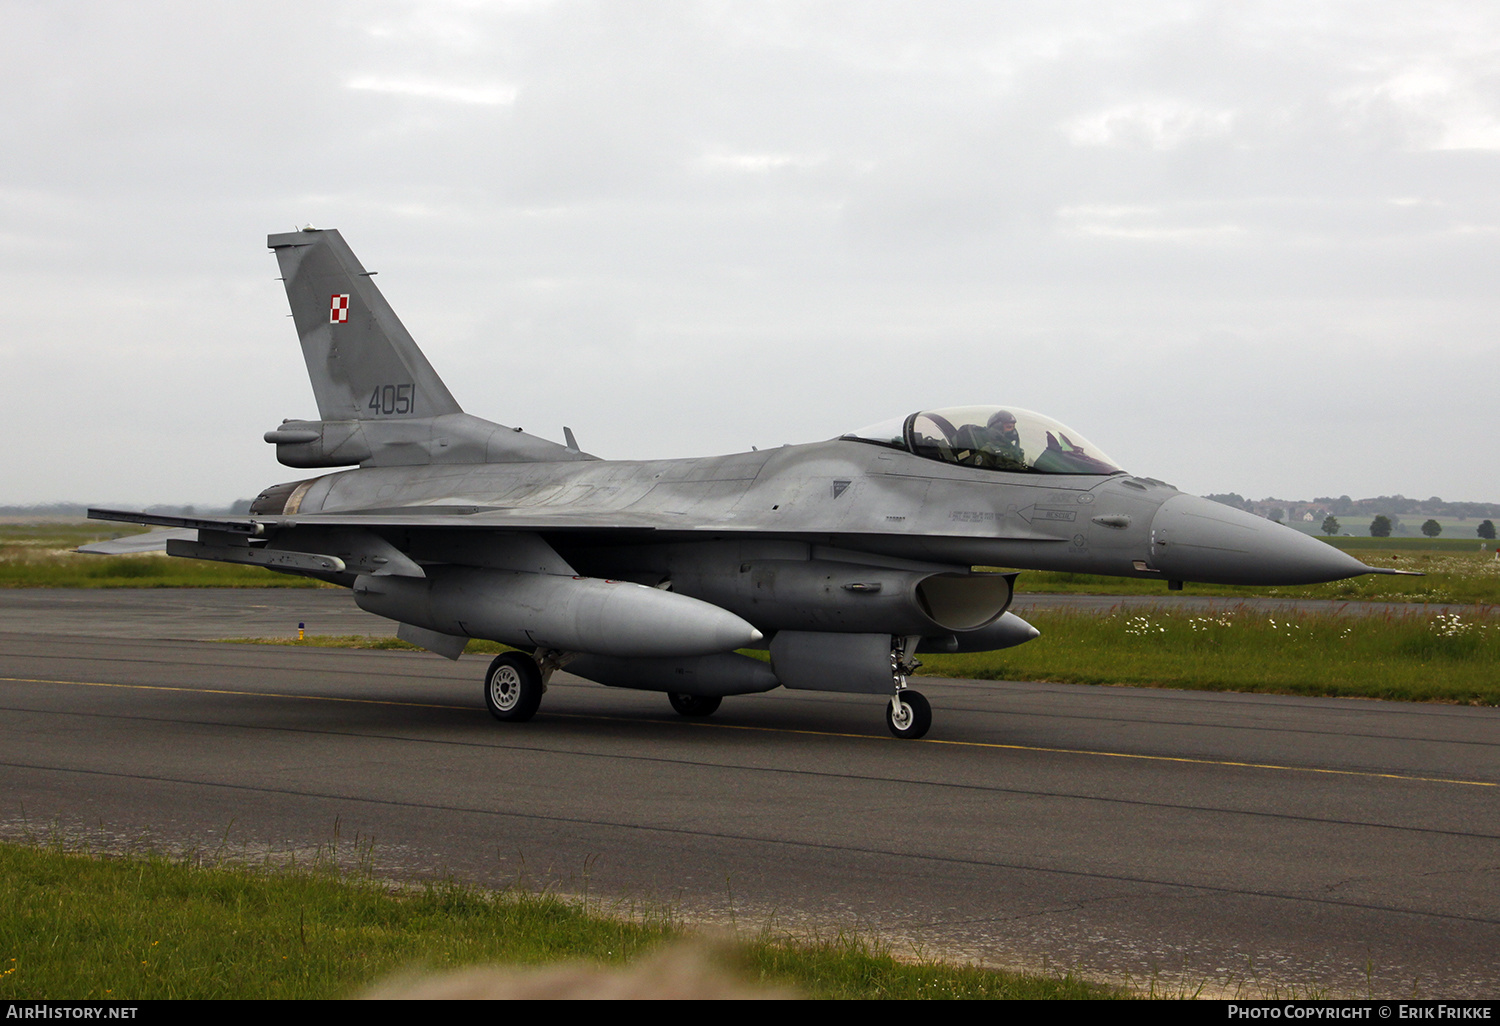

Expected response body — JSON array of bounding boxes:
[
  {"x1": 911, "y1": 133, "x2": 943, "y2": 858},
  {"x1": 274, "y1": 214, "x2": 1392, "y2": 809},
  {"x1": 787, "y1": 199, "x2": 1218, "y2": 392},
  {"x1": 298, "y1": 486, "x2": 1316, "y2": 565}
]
[{"x1": 3, "y1": 675, "x2": 1494, "y2": 788}]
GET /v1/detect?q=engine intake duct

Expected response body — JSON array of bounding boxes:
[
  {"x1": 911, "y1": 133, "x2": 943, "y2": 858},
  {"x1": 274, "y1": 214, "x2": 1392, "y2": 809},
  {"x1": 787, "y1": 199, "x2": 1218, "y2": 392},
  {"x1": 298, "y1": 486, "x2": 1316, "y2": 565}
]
[
  {"x1": 679, "y1": 560, "x2": 1017, "y2": 635},
  {"x1": 916, "y1": 612, "x2": 1040, "y2": 653}
]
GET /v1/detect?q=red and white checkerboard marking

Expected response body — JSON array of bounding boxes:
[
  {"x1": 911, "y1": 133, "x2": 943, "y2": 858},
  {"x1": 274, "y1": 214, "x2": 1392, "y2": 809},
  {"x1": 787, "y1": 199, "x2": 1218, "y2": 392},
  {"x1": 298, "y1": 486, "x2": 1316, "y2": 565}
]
[{"x1": 330, "y1": 294, "x2": 349, "y2": 323}]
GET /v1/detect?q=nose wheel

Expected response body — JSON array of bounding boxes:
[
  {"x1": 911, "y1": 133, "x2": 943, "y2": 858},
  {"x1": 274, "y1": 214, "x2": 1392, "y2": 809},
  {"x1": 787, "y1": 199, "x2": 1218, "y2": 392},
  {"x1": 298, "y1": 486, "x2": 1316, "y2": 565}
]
[{"x1": 886, "y1": 689, "x2": 931, "y2": 739}]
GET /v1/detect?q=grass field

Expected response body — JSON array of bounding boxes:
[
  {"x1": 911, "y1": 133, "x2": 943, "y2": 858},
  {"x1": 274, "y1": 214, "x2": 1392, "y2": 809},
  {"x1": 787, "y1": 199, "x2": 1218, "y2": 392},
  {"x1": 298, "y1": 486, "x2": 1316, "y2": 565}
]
[
  {"x1": 0, "y1": 842, "x2": 1121, "y2": 1000},
  {"x1": 919, "y1": 607, "x2": 1500, "y2": 704},
  {"x1": 0, "y1": 523, "x2": 321, "y2": 588},
  {"x1": 1279, "y1": 519, "x2": 1497, "y2": 541},
  {"x1": 1321, "y1": 536, "x2": 1496, "y2": 552}
]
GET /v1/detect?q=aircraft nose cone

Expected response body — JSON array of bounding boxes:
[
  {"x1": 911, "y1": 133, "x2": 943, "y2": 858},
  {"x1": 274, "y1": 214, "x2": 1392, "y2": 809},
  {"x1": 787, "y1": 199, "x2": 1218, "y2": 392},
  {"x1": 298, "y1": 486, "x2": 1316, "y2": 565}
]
[{"x1": 1148, "y1": 494, "x2": 1375, "y2": 585}]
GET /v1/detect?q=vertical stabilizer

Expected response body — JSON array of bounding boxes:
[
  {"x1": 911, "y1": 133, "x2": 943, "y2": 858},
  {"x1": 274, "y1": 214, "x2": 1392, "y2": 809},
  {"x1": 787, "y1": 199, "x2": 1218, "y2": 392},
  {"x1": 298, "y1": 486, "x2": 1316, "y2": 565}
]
[
  {"x1": 264, "y1": 228, "x2": 588, "y2": 468},
  {"x1": 269, "y1": 228, "x2": 461, "y2": 421}
]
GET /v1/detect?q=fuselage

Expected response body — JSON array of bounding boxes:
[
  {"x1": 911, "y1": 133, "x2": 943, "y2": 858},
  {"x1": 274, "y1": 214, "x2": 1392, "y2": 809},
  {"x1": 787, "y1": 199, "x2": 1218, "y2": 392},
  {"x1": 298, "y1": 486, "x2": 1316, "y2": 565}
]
[{"x1": 254, "y1": 435, "x2": 1372, "y2": 590}]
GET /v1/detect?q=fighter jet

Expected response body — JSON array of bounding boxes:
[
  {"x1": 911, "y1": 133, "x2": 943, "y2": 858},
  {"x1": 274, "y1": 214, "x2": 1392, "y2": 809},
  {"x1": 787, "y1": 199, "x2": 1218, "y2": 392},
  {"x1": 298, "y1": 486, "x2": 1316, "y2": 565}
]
[{"x1": 88, "y1": 228, "x2": 1398, "y2": 739}]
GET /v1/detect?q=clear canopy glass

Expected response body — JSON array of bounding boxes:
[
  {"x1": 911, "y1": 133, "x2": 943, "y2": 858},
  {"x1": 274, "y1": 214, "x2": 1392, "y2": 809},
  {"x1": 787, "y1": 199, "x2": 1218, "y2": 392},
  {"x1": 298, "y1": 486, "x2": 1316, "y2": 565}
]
[{"x1": 845, "y1": 406, "x2": 1123, "y2": 476}]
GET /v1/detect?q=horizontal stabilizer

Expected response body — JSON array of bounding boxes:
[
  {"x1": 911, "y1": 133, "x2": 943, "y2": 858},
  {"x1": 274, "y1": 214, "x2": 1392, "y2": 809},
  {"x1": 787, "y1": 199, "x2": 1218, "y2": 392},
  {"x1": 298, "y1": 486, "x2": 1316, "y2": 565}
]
[
  {"x1": 88, "y1": 508, "x2": 262, "y2": 535},
  {"x1": 77, "y1": 527, "x2": 195, "y2": 555}
]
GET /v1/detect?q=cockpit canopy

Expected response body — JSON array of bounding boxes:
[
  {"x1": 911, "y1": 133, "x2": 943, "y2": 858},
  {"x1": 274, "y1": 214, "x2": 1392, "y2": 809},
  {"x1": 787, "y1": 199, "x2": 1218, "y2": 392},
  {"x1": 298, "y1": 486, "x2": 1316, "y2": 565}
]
[{"x1": 844, "y1": 406, "x2": 1124, "y2": 476}]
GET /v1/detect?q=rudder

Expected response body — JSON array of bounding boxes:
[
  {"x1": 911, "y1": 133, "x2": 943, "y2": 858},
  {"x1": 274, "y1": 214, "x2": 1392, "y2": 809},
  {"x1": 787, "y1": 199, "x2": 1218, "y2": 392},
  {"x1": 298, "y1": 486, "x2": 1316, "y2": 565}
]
[{"x1": 268, "y1": 228, "x2": 461, "y2": 422}]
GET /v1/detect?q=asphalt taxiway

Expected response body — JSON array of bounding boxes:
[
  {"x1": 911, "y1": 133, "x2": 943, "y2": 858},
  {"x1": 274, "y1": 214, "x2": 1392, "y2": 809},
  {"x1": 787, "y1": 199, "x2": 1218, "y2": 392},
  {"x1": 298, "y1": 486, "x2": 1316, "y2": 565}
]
[{"x1": 1, "y1": 591, "x2": 1497, "y2": 996}]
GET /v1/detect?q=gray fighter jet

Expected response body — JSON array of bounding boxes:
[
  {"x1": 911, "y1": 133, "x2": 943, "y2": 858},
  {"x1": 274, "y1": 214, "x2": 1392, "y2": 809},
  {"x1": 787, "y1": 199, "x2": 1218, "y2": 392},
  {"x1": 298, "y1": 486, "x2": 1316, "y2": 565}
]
[{"x1": 88, "y1": 228, "x2": 1398, "y2": 739}]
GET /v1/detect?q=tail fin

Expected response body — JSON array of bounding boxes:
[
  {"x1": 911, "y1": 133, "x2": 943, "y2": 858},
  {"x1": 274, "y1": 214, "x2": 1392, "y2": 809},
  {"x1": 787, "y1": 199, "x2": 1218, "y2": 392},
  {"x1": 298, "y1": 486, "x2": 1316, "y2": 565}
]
[
  {"x1": 265, "y1": 228, "x2": 587, "y2": 469},
  {"x1": 269, "y1": 228, "x2": 460, "y2": 421}
]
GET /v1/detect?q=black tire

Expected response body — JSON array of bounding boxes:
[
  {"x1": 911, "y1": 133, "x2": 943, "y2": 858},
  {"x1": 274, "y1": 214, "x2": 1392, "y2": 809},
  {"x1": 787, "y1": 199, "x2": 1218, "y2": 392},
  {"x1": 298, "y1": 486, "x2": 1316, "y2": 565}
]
[
  {"x1": 484, "y1": 653, "x2": 543, "y2": 722},
  {"x1": 886, "y1": 689, "x2": 931, "y2": 739},
  {"x1": 668, "y1": 693, "x2": 722, "y2": 718}
]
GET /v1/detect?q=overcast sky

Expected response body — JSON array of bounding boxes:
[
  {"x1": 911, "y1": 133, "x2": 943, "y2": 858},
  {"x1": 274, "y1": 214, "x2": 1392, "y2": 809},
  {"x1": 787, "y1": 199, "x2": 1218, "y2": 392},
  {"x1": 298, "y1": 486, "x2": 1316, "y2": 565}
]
[{"x1": 4, "y1": 0, "x2": 1497, "y2": 506}]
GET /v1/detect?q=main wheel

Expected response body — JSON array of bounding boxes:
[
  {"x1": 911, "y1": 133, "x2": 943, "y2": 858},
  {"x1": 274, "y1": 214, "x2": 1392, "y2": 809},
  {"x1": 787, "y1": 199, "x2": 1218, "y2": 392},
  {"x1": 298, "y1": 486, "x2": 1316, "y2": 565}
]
[
  {"x1": 484, "y1": 653, "x2": 543, "y2": 722},
  {"x1": 886, "y1": 689, "x2": 931, "y2": 739},
  {"x1": 668, "y1": 693, "x2": 722, "y2": 718}
]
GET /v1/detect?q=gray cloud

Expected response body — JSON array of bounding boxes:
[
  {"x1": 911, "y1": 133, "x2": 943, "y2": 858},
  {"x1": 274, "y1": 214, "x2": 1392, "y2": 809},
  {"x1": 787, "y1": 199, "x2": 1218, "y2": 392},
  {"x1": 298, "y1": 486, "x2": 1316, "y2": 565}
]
[{"x1": 3, "y1": 0, "x2": 1496, "y2": 504}]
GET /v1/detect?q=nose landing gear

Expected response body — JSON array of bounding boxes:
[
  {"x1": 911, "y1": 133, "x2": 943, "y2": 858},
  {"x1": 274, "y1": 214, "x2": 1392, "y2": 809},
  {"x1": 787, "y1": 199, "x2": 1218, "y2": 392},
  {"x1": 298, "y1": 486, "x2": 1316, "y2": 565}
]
[
  {"x1": 886, "y1": 636, "x2": 930, "y2": 739},
  {"x1": 886, "y1": 689, "x2": 931, "y2": 739}
]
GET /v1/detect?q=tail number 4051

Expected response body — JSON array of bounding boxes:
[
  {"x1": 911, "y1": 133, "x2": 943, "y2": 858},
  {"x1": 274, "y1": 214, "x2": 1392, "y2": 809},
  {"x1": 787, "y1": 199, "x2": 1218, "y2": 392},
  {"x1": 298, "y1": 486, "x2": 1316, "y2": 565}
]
[{"x1": 369, "y1": 383, "x2": 415, "y2": 415}]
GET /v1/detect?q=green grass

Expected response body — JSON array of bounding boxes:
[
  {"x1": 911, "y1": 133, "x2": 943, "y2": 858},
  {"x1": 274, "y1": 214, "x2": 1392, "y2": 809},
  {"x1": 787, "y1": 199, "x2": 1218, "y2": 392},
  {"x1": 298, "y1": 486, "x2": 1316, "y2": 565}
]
[
  {"x1": 0, "y1": 523, "x2": 133, "y2": 547},
  {"x1": 919, "y1": 607, "x2": 1500, "y2": 704},
  {"x1": 223, "y1": 635, "x2": 522, "y2": 658},
  {"x1": 0, "y1": 555, "x2": 323, "y2": 588},
  {"x1": 224, "y1": 634, "x2": 443, "y2": 651},
  {"x1": 0, "y1": 841, "x2": 1119, "y2": 1000},
  {"x1": 0, "y1": 524, "x2": 322, "y2": 588}
]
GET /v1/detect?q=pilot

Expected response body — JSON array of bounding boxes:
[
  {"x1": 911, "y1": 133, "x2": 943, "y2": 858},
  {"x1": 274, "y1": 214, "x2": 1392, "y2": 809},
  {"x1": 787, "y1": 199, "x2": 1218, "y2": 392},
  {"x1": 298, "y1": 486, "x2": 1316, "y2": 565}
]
[{"x1": 976, "y1": 410, "x2": 1027, "y2": 470}]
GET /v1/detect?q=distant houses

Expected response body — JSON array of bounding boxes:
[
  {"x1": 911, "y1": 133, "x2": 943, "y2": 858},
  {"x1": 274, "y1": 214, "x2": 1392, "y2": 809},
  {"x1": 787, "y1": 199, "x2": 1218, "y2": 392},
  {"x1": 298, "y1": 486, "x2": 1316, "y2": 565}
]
[{"x1": 1204, "y1": 493, "x2": 1500, "y2": 536}]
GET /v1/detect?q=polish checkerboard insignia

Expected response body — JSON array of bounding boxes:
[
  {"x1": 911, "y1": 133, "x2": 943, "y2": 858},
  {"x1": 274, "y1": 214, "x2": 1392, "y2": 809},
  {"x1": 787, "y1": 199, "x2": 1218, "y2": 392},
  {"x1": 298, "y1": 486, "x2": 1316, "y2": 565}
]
[{"x1": 330, "y1": 294, "x2": 350, "y2": 323}]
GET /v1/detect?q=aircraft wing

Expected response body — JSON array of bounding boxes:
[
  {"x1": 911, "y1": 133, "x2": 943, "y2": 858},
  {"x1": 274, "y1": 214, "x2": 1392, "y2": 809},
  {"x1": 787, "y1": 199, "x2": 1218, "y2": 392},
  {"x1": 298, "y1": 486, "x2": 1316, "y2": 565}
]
[
  {"x1": 87, "y1": 505, "x2": 1061, "y2": 540},
  {"x1": 86, "y1": 506, "x2": 676, "y2": 533}
]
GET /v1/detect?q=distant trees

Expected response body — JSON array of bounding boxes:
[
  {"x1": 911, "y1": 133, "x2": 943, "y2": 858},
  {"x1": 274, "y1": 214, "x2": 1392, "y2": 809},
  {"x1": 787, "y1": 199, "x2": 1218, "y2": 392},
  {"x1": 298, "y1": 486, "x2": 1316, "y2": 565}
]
[
  {"x1": 1421, "y1": 519, "x2": 1442, "y2": 538},
  {"x1": 1195, "y1": 496, "x2": 1500, "y2": 524},
  {"x1": 1205, "y1": 493, "x2": 1251, "y2": 511},
  {"x1": 1480, "y1": 520, "x2": 1497, "y2": 540},
  {"x1": 1321, "y1": 515, "x2": 1340, "y2": 536},
  {"x1": 1370, "y1": 515, "x2": 1392, "y2": 538}
]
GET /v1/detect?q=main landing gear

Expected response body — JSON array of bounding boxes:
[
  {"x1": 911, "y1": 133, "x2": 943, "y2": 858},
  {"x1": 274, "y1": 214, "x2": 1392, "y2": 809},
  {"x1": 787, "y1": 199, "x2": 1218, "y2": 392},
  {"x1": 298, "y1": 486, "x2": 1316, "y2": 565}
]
[
  {"x1": 480, "y1": 650, "x2": 728, "y2": 724},
  {"x1": 484, "y1": 652, "x2": 544, "y2": 722},
  {"x1": 480, "y1": 639, "x2": 933, "y2": 739},
  {"x1": 668, "y1": 693, "x2": 722, "y2": 718}
]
